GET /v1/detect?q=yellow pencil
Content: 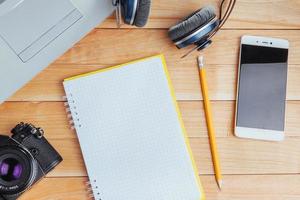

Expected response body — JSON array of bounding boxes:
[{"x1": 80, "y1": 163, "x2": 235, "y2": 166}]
[{"x1": 197, "y1": 55, "x2": 223, "y2": 189}]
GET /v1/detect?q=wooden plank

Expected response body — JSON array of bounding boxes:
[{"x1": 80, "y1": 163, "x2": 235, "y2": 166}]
[
  {"x1": 202, "y1": 174, "x2": 300, "y2": 200},
  {"x1": 0, "y1": 101, "x2": 230, "y2": 138},
  {"x1": 1, "y1": 101, "x2": 299, "y2": 139},
  {"x1": 181, "y1": 100, "x2": 300, "y2": 138},
  {"x1": 99, "y1": 0, "x2": 300, "y2": 29},
  {"x1": 41, "y1": 136, "x2": 300, "y2": 177},
  {"x1": 7, "y1": 30, "x2": 300, "y2": 101},
  {"x1": 191, "y1": 137, "x2": 300, "y2": 175},
  {"x1": 0, "y1": 102, "x2": 73, "y2": 139},
  {"x1": 20, "y1": 177, "x2": 89, "y2": 200},
  {"x1": 48, "y1": 139, "x2": 86, "y2": 177},
  {"x1": 19, "y1": 175, "x2": 300, "y2": 200},
  {"x1": 54, "y1": 29, "x2": 300, "y2": 65},
  {"x1": 9, "y1": 63, "x2": 300, "y2": 101}
]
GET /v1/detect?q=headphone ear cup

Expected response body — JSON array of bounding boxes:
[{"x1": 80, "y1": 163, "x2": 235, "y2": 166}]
[
  {"x1": 133, "y1": 0, "x2": 151, "y2": 27},
  {"x1": 120, "y1": 0, "x2": 151, "y2": 27},
  {"x1": 168, "y1": 5, "x2": 216, "y2": 42},
  {"x1": 120, "y1": 0, "x2": 135, "y2": 25}
]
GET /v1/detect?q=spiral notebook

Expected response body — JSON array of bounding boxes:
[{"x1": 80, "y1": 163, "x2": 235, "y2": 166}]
[{"x1": 63, "y1": 55, "x2": 205, "y2": 200}]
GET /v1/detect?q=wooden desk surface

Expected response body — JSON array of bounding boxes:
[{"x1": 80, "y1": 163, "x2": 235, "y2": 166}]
[{"x1": 1, "y1": 0, "x2": 300, "y2": 199}]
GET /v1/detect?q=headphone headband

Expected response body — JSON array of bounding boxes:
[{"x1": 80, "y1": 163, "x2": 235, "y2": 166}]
[{"x1": 207, "y1": 0, "x2": 236, "y2": 41}]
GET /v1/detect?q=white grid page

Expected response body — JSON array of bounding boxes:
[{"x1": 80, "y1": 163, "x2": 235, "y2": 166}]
[{"x1": 63, "y1": 56, "x2": 202, "y2": 200}]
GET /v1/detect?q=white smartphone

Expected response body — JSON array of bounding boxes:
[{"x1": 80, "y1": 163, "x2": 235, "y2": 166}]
[{"x1": 235, "y1": 35, "x2": 289, "y2": 141}]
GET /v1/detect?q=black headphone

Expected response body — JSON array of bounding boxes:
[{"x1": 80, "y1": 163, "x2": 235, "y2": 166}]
[
  {"x1": 168, "y1": 0, "x2": 236, "y2": 58},
  {"x1": 113, "y1": 0, "x2": 151, "y2": 27}
]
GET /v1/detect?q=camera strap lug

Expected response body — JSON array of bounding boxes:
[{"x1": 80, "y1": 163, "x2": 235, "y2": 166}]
[{"x1": 30, "y1": 127, "x2": 44, "y2": 139}]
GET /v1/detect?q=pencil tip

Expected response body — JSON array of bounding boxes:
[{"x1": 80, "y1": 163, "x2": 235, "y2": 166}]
[
  {"x1": 197, "y1": 55, "x2": 204, "y2": 69},
  {"x1": 217, "y1": 180, "x2": 223, "y2": 190}
]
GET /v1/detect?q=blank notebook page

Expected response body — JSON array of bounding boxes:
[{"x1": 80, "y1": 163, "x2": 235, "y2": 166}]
[{"x1": 63, "y1": 55, "x2": 204, "y2": 200}]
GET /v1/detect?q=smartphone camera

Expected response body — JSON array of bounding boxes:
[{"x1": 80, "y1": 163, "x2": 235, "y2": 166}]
[{"x1": 0, "y1": 122, "x2": 63, "y2": 200}]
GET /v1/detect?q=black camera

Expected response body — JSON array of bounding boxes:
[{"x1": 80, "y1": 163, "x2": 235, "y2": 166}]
[{"x1": 0, "y1": 123, "x2": 63, "y2": 200}]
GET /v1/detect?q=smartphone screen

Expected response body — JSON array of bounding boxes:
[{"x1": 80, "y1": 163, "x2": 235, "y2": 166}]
[{"x1": 237, "y1": 44, "x2": 288, "y2": 131}]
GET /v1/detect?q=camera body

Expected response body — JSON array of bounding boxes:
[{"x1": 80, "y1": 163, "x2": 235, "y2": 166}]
[{"x1": 0, "y1": 123, "x2": 63, "y2": 200}]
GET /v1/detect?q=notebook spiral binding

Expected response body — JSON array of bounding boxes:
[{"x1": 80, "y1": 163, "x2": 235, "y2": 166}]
[
  {"x1": 63, "y1": 95, "x2": 82, "y2": 130},
  {"x1": 63, "y1": 95, "x2": 102, "y2": 199},
  {"x1": 85, "y1": 179, "x2": 102, "y2": 200}
]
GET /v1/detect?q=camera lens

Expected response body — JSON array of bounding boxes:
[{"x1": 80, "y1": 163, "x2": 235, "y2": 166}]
[
  {"x1": 0, "y1": 146, "x2": 36, "y2": 195},
  {"x1": 0, "y1": 158, "x2": 23, "y2": 181}
]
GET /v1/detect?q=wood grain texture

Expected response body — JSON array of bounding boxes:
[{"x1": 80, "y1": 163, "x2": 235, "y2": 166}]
[
  {"x1": 0, "y1": 102, "x2": 72, "y2": 139},
  {"x1": 19, "y1": 175, "x2": 300, "y2": 200},
  {"x1": 32, "y1": 136, "x2": 300, "y2": 177},
  {"x1": 1, "y1": 101, "x2": 299, "y2": 139},
  {"x1": 202, "y1": 174, "x2": 300, "y2": 200},
  {"x1": 2, "y1": 0, "x2": 300, "y2": 199},
  {"x1": 6, "y1": 29, "x2": 300, "y2": 101},
  {"x1": 192, "y1": 137, "x2": 300, "y2": 175},
  {"x1": 19, "y1": 178, "x2": 89, "y2": 200},
  {"x1": 99, "y1": 0, "x2": 300, "y2": 29},
  {"x1": 54, "y1": 29, "x2": 300, "y2": 65},
  {"x1": 9, "y1": 63, "x2": 300, "y2": 101}
]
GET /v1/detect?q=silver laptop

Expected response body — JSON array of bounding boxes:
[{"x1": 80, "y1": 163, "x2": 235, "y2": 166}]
[{"x1": 0, "y1": 0, "x2": 114, "y2": 103}]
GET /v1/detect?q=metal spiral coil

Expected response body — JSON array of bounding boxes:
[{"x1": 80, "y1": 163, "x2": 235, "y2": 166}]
[
  {"x1": 85, "y1": 180, "x2": 102, "y2": 200},
  {"x1": 63, "y1": 94, "x2": 81, "y2": 130}
]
